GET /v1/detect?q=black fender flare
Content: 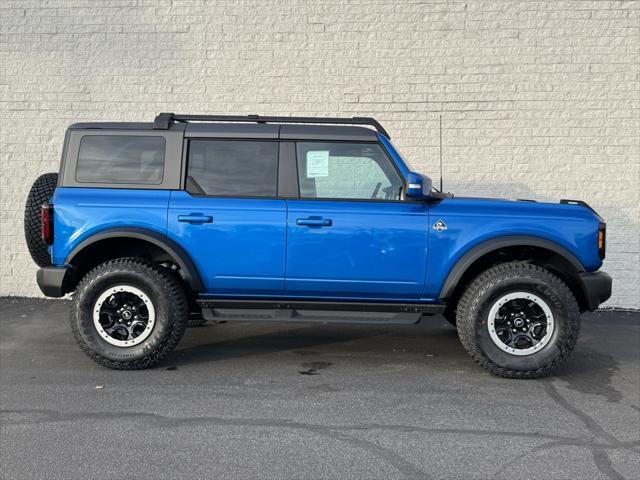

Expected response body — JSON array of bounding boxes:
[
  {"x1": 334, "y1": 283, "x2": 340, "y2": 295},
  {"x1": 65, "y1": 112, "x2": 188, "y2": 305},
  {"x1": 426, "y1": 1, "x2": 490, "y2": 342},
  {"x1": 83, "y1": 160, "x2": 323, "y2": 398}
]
[
  {"x1": 65, "y1": 227, "x2": 204, "y2": 292},
  {"x1": 438, "y1": 235, "x2": 585, "y2": 300}
]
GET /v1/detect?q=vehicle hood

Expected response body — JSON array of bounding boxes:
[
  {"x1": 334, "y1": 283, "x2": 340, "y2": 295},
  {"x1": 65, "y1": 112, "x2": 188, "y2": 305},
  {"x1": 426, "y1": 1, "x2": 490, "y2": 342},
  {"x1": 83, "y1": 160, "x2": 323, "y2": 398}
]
[
  {"x1": 427, "y1": 195, "x2": 605, "y2": 272},
  {"x1": 441, "y1": 196, "x2": 602, "y2": 221}
]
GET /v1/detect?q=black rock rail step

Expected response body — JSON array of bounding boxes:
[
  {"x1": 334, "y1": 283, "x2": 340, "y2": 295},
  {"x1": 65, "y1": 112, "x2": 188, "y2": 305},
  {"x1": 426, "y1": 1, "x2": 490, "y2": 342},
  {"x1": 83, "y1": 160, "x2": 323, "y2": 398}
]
[{"x1": 196, "y1": 299, "x2": 444, "y2": 324}]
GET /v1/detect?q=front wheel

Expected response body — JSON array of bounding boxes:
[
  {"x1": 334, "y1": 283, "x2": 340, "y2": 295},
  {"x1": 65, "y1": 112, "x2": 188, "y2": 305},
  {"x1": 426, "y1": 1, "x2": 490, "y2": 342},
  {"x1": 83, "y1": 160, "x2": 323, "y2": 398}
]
[
  {"x1": 70, "y1": 258, "x2": 189, "y2": 369},
  {"x1": 456, "y1": 263, "x2": 581, "y2": 379}
]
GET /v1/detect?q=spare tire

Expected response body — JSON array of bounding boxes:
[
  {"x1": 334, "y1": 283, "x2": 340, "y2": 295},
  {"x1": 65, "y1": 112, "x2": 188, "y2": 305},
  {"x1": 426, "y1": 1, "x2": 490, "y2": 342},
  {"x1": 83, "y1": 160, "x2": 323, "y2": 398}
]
[{"x1": 24, "y1": 173, "x2": 58, "y2": 267}]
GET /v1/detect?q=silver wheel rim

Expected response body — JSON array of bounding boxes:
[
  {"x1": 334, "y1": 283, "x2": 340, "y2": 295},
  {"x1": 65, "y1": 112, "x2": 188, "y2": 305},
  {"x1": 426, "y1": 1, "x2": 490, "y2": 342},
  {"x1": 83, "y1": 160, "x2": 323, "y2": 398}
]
[
  {"x1": 92, "y1": 285, "x2": 156, "y2": 347},
  {"x1": 487, "y1": 292, "x2": 554, "y2": 356}
]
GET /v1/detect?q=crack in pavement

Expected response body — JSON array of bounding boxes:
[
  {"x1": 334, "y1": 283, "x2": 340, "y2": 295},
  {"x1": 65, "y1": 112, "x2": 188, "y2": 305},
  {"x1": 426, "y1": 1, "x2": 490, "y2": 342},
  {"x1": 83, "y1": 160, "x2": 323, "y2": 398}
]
[
  {"x1": 491, "y1": 380, "x2": 636, "y2": 480},
  {"x1": 0, "y1": 408, "x2": 433, "y2": 479},
  {"x1": 312, "y1": 429, "x2": 430, "y2": 480},
  {"x1": 3, "y1": 408, "x2": 639, "y2": 450},
  {"x1": 3, "y1": 407, "x2": 639, "y2": 480},
  {"x1": 539, "y1": 380, "x2": 631, "y2": 480}
]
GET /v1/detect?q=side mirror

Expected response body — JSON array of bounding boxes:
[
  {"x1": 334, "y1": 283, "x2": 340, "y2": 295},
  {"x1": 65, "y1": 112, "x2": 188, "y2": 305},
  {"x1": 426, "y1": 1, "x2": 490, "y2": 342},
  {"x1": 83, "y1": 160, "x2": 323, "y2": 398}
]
[{"x1": 405, "y1": 172, "x2": 433, "y2": 199}]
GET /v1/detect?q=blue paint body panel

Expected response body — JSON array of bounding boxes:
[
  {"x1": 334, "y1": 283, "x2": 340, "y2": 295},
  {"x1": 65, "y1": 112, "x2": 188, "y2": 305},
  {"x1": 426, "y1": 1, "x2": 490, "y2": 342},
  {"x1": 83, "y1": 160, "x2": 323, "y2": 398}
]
[
  {"x1": 378, "y1": 134, "x2": 411, "y2": 178},
  {"x1": 52, "y1": 187, "x2": 171, "y2": 265},
  {"x1": 167, "y1": 191, "x2": 286, "y2": 296},
  {"x1": 285, "y1": 199, "x2": 429, "y2": 300},
  {"x1": 421, "y1": 197, "x2": 604, "y2": 300}
]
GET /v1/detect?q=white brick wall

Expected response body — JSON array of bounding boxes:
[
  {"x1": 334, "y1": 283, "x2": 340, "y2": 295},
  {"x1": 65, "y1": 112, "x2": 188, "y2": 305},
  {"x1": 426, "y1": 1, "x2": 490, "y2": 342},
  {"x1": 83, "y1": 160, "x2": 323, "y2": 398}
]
[{"x1": 1, "y1": 0, "x2": 638, "y2": 308}]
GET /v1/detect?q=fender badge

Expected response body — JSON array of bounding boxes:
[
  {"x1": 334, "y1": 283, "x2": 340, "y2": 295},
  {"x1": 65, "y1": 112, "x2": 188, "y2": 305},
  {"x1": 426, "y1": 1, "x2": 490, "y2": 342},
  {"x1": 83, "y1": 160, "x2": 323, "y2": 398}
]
[{"x1": 432, "y1": 219, "x2": 447, "y2": 232}]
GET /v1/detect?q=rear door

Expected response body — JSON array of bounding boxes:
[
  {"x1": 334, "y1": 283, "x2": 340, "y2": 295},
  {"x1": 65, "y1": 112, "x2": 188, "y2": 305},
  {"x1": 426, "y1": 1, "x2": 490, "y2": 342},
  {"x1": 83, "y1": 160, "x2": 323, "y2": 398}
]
[
  {"x1": 167, "y1": 136, "x2": 286, "y2": 296},
  {"x1": 284, "y1": 141, "x2": 429, "y2": 301}
]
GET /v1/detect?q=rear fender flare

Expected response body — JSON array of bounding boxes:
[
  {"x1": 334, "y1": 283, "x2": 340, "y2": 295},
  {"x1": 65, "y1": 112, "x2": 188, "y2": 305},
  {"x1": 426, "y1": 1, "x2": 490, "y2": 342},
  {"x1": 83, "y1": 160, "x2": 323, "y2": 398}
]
[{"x1": 65, "y1": 227, "x2": 204, "y2": 292}]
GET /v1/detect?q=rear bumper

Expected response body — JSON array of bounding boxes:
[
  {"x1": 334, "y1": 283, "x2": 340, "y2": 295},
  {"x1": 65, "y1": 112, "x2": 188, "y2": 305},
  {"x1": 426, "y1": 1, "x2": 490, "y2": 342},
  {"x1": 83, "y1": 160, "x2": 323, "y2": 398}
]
[
  {"x1": 577, "y1": 271, "x2": 612, "y2": 311},
  {"x1": 36, "y1": 266, "x2": 70, "y2": 298}
]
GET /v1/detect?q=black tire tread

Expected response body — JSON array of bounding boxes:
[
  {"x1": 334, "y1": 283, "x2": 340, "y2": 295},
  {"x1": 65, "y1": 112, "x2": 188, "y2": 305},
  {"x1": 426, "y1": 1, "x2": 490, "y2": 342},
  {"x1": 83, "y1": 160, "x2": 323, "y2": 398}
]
[
  {"x1": 24, "y1": 173, "x2": 58, "y2": 267},
  {"x1": 70, "y1": 257, "x2": 188, "y2": 370},
  {"x1": 456, "y1": 262, "x2": 580, "y2": 379}
]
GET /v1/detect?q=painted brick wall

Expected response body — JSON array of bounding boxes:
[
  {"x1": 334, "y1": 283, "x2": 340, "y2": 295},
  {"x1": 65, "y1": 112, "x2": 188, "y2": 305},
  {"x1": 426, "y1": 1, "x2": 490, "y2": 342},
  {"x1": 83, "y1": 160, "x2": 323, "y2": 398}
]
[{"x1": 1, "y1": 0, "x2": 638, "y2": 308}]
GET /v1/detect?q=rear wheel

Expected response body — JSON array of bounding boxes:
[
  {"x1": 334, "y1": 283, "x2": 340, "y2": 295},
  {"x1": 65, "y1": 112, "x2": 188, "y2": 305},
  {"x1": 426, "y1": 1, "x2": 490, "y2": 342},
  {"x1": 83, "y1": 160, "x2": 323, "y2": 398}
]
[
  {"x1": 24, "y1": 173, "x2": 58, "y2": 267},
  {"x1": 456, "y1": 262, "x2": 580, "y2": 379},
  {"x1": 70, "y1": 258, "x2": 189, "y2": 369}
]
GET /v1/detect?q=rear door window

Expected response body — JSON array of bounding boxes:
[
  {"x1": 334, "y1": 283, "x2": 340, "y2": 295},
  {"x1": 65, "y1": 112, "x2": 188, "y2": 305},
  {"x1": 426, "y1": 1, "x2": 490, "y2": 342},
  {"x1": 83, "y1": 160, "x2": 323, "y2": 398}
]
[
  {"x1": 187, "y1": 140, "x2": 278, "y2": 197},
  {"x1": 76, "y1": 135, "x2": 165, "y2": 184}
]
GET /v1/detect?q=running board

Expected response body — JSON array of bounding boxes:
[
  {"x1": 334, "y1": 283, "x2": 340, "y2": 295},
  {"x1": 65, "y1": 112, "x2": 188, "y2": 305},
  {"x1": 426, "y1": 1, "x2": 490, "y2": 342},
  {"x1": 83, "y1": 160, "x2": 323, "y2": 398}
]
[{"x1": 196, "y1": 299, "x2": 444, "y2": 324}]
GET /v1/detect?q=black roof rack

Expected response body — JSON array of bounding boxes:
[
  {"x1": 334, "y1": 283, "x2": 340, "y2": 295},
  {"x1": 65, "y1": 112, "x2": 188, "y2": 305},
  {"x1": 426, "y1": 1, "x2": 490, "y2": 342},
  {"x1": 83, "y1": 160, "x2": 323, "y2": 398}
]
[{"x1": 153, "y1": 112, "x2": 390, "y2": 138}]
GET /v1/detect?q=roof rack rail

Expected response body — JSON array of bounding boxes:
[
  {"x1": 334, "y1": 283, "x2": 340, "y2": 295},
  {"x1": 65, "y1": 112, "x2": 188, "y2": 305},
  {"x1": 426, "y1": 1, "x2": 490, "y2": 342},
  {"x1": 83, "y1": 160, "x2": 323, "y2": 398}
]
[{"x1": 153, "y1": 112, "x2": 390, "y2": 138}]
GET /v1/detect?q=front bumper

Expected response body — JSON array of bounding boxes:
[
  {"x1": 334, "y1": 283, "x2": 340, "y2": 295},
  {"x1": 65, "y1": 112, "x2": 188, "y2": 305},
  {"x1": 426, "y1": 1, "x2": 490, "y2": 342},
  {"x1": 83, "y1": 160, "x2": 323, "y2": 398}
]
[
  {"x1": 577, "y1": 271, "x2": 612, "y2": 311},
  {"x1": 36, "y1": 266, "x2": 70, "y2": 298}
]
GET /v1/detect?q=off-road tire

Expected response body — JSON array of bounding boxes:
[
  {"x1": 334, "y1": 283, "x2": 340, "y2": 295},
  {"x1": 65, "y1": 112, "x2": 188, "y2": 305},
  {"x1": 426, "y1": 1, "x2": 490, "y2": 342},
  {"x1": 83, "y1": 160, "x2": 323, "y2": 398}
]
[
  {"x1": 24, "y1": 173, "x2": 58, "y2": 267},
  {"x1": 456, "y1": 262, "x2": 580, "y2": 379},
  {"x1": 70, "y1": 258, "x2": 189, "y2": 369}
]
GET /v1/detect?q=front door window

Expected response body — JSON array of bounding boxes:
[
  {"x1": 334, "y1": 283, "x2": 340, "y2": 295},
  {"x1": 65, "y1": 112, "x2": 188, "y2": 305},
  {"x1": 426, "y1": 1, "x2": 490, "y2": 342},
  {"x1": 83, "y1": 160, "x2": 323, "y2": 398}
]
[{"x1": 296, "y1": 142, "x2": 404, "y2": 201}]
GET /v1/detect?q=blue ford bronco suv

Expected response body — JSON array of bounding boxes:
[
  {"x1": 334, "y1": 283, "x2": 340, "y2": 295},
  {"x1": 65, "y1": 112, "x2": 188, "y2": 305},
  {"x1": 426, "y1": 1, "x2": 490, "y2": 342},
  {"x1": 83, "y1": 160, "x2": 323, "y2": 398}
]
[{"x1": 24, "y1": 113, "x2": 612, "y2": 378}]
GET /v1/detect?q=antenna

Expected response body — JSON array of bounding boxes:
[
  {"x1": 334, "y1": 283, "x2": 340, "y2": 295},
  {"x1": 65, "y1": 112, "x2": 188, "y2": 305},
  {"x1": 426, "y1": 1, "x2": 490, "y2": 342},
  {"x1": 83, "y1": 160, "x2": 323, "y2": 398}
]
[{"x1": 439, "y1": 114, "x2": 443, "y2": 192}]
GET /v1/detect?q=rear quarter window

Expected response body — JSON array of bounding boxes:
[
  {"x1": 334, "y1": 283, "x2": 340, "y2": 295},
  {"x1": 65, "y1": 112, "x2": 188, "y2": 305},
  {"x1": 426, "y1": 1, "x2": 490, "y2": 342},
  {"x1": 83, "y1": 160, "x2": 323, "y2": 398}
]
[{"x1": 75, "y1": 135, "x2": 165, "y2": 184}]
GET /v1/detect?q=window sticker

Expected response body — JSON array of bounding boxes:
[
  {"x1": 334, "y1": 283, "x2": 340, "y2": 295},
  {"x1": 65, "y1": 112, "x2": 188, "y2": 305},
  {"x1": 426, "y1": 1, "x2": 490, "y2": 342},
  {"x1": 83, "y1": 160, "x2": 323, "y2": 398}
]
[{"x1": 306, "y1": 150, "x2": 330, "y2": 178}]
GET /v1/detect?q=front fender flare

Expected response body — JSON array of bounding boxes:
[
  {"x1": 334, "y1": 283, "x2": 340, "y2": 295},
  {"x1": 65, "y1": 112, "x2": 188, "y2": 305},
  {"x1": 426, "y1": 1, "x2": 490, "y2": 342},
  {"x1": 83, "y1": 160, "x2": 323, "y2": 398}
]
[
  {"x1": 65, "y1": 227, "x2": 204, "y2": 292},
  {"x1": 438, "y1": 235, "x2": 585, "y2": 300}
]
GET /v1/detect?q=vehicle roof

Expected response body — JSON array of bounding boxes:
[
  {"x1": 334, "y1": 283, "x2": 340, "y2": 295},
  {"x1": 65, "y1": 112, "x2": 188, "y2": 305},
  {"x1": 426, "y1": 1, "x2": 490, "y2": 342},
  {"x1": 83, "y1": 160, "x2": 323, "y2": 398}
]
[{"x1": 68, "y1": 122, "x2": 379, "y2": 142}]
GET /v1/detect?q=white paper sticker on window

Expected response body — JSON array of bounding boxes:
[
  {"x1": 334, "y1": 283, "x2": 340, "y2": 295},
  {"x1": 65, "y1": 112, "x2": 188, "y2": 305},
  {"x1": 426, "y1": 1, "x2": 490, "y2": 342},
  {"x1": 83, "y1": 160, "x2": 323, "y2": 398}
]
[{"x1": 306, "y1": 150, "x2": 329, "y2": 178}]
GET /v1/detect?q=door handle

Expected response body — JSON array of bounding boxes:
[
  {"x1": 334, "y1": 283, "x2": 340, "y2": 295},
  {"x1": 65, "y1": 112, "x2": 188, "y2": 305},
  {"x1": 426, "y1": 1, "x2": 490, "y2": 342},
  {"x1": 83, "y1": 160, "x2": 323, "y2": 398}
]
[
  {"x1": 178, "y1": 213, "x2": 213, "y2": 224},
  {"x1": 296, "y1": 217, "x2": 332, "y2": 227}
]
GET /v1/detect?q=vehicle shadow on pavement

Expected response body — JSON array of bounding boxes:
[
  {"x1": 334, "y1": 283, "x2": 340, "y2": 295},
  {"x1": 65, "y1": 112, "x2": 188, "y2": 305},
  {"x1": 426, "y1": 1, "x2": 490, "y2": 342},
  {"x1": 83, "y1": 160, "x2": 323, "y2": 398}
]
[
  {"x1": 168, "y1": 311, "x2": 639, "y2": 393},
  {"x1": 170, "y1": 318, "x2": 465, "y2": 368}
]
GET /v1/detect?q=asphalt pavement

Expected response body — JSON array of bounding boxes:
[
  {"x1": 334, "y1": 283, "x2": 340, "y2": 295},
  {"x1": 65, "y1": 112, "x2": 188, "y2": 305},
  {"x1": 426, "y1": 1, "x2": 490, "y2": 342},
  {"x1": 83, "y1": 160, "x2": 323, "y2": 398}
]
[{"x1": 1, "y1": 297, "x2": 638, "y2": 480}]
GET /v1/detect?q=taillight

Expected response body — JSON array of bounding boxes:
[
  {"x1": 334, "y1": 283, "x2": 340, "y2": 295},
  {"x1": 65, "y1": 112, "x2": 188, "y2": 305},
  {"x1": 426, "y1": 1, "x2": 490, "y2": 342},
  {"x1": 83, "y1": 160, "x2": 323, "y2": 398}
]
[
  {"x1": 41, "y1": 204, "x2": 53, "y2": 245},
  {"x1": 597, "y1": 223, "x2": 606, "y2": 260}
]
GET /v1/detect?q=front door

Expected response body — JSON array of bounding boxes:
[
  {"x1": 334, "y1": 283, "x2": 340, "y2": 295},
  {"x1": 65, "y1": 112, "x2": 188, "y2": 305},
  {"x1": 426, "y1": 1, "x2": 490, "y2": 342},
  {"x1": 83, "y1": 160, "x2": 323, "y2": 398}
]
[
  {"x1": 168, "y1": 139, "x2": 286, "y2": 296},
  {"x1": 285, "y1": 141, "x2": 429, "y2": 301}
]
